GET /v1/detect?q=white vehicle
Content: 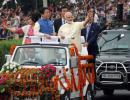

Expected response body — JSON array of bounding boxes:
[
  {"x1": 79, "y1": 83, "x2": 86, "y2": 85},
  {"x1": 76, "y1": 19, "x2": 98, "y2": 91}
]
[{"x1": 6, "y1": 36, "x2": 95, "y2": 100}]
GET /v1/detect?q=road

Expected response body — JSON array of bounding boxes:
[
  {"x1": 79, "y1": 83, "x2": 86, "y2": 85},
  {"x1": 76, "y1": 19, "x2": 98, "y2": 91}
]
[{"x1": 95, "y1": 90, "x2": 130, "y2": 100}]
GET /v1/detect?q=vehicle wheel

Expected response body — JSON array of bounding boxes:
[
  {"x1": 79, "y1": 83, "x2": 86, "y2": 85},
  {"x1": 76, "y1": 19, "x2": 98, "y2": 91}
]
[
  {"x1": 84, "y1": 84, "x2": 95, "y2": 100},
  {"x1": 103, "y1": 89, "x2": 114, "y2": 95},
  {"x1": 60, "y1": 91, "x2": 70, "y2": 100}
]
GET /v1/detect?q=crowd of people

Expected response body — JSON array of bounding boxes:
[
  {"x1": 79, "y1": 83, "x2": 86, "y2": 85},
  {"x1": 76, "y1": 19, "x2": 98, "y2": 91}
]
[
  {"x1": 0, "y1": 0, "x2": 130, "y2": 46},
  {"x1": 0, "y1": 0, "x2": 130, "y2": 39}
]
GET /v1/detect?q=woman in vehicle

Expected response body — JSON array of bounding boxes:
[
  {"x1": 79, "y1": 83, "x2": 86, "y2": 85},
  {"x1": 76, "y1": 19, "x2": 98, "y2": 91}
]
[{"x1": 3, "y1": 12, "x2": 50, "y2": 44}]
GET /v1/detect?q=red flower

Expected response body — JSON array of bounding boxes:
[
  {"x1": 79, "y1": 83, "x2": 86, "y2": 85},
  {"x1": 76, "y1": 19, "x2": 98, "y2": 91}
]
[{"x1": 39, "y1": 64, "x2": 56, "y2": 80}]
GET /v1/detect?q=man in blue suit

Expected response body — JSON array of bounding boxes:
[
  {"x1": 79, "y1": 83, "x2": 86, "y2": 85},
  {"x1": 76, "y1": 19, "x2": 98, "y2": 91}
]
[
  {"x1": 81, "y1": 7, "x2": 101, "y2": 72},
  {"x1": 81, "y1": 7, "x2": 101, "y2": 97}
]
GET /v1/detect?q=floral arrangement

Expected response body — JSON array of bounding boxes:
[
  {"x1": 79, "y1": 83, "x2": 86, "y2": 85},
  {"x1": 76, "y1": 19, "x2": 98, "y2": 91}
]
[
  {"x1": 0, "y1": 76, "x2": 10, "y2": 100},
  {"x1": 0, "y1": 64, "x2": 60, "y2": 99},
  {"x1": 38, "y1": 64, "x2": 56, "y2": 80},
  {"x1": 0, "y1": 62, "x2": 21, "y2": 93},
  {"x1": 0, "y1": 76, "x2": 8, "y2": 93},
  {"x1": 0, "y1": 62, "x2": 21, "y2": 73}
]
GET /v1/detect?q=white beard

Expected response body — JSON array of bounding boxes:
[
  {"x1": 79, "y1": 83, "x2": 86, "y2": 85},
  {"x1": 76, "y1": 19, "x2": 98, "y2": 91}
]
[{"x1": 66, "y1": 21, "x2": 73, "y2": 24}]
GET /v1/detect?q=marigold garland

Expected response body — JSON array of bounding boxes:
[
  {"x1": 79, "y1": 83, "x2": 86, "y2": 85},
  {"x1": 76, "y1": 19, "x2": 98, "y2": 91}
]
[
  {"x1": 0, "y1": 67, "x2": 60, "y2": 99},
  {"x1": 70, "y1": 43, "x2": 95, "y2": 100},
  {"x1": 9, "y1": 44, "x2": 16, "y2": 55}
]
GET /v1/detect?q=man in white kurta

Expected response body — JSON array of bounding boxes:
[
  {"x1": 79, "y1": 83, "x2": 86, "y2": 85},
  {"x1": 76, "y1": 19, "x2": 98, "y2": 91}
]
[
  {"x1": 58, "y1": 22, "x2": 84, "y2": 52},
  {"x1": 58, "y1": 12, "x2": 90, "y2": 53}
]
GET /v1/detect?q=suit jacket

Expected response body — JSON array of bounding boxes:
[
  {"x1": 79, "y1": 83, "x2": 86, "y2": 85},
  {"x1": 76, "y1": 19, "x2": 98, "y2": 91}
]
[
  {"x1": 54, "y1": 18, "x2": 62, "y2": 34},
  {"x1": 81, "y1": 23, "x2": 100, "y2": 56}
]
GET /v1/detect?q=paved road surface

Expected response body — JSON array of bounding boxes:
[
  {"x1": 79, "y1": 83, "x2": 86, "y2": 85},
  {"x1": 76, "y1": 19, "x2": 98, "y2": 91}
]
[
  {"x1": 73, "y1": 90, "x2": 130, "y2": 100},
  {"x1": 95, "y1": 90, "x2": 130, "y2": 100}
]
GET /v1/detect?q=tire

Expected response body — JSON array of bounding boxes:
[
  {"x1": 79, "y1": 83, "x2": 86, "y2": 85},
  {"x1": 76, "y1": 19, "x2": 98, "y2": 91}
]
[
  {"x1": 103, "y1": 89, "x2": 114, "y2": 95},
  {"x1": 84, "y1": 84, "x2": 95, "y2": 100},
  {"x1": 60, "y1": 91, "x2": 70, "y2": 100}
]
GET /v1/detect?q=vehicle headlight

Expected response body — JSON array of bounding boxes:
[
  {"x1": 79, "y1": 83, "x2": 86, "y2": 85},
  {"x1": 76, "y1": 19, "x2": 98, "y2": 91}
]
[
  {"x1": 123, "y1": 61, "x2": 130, "y2": 72},
  {"x1": 96, "y1": 60, "x2": 102, "y2": 68}
]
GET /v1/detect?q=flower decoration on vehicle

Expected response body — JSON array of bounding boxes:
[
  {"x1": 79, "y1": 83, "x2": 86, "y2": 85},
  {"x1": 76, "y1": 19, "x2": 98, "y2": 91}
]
[
  {"x1": 38, "y1": 64, "x2": 56, "y2": 80},
  {"x1": 0, "y1": 62, "x2": 21, "y2": 73},
  {"x1": 0, "y1": 76, "x2": 8, "y2": 93},
  {"x1": 9, "y1": 44, "x2": 16, "y2": 55}
]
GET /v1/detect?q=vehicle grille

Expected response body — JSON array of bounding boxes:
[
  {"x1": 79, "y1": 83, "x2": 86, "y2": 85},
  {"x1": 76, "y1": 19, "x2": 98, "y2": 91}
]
[
  {"x1": 96, "y1": 61, "x2": 130, "y2": 83},
  {"x1": 127, "y1": 74, "x2": 130, "y2": 82},
  {"x1": 123, "y1": 61, "x2": 130, "y2": 72},
  {"x1": 96, "y1": 62, "x2": 126, "y2": 75}
]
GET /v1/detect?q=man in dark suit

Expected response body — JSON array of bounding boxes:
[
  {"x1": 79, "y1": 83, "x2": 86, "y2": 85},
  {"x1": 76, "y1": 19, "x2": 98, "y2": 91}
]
[
  {"x1": 81, "y1": 8, "x2": 101, "y2": 96},
  {"x1": 54, "y1": 6, "x2": 68, "y2": 35},
  {"x1": 82, "y1": 8, "x2": 100, "y2": 72}
]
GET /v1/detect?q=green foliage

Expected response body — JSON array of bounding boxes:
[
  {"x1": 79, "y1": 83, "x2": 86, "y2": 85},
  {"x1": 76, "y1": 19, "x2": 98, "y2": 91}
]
[
  {"x1": 0, "y1": 85, "x2": 6, "y2": 93},
  {"x1": 0, "y1": 39, "x2": 22, "y2": 67}
]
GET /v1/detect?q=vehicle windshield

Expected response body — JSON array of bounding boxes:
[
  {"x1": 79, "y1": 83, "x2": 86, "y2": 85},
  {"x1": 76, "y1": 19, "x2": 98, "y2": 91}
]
[
  {"x1": 12, "y1": 46, "x2": 67, "y2": 66},
  {"x1": 98, "y1": 30, "x2": 130, "y2": 51}
]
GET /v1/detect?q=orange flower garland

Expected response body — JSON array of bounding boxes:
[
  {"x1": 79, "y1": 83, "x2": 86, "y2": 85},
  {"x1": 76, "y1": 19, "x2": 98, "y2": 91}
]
[
  {"x1": 0, "y1": 68, "x2": 59, "y2": 99},
  {"x1": 9, "y1": 44, "x2": 16, "y2": 55},
  {"x1": 71, "y1": 43, "x2": 95, "y2": 100}
]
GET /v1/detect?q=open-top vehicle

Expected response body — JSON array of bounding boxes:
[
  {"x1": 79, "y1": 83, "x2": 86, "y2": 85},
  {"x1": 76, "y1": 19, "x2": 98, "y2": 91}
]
[{"x1": 1, "y1": 36, "x2": 95, "y2": 100}]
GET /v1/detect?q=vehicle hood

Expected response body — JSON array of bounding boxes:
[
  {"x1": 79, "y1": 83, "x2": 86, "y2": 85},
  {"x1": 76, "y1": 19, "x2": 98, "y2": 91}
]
[{"x1": 97, "y1": 52, "x2": 130, "y2": 62}]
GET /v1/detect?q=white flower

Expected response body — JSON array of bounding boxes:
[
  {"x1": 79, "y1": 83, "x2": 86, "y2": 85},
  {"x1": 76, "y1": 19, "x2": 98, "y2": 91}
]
[
  {"x1": 4, "y1": 62, "x2": 9, "y2": 66},
  {"x1": 18, "y1": 66, "x2": 21, "y2": 70},
  {"x1": 10, "y1": 65, "x2": 14, "y2": 69},
  {"x1": 6, "y1": 70, "x2": 9, "y2": 73},
  {"x1": 6, "y1": 66, "x2": 9, "y2": 69},
  {"x1": 1, "y1": 68, "x2": 5, "y2": 72},
  {"x1": 13, "y1": 68, "x2": 17, "y2": 73},
  {"x1": 12, "y1": 65, "x2": 16, "y2": 68},
  {"x1": 17, "y1": 74, "x2": 21, "y2": 79}
]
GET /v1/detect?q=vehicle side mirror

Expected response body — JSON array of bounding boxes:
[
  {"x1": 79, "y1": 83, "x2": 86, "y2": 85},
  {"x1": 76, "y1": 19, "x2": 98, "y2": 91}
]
[
  {"x1": 70, "y1": 57, "x2": 78, "y2": 68},
  {"x1": 5, "y1": 54, "x2": 11, "y2": 62}
]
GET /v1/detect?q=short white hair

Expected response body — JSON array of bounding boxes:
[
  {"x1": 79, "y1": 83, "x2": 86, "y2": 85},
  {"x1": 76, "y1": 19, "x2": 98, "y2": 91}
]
[{"x1": 64, "y1": 12, "x2": 73, "y2": 18}]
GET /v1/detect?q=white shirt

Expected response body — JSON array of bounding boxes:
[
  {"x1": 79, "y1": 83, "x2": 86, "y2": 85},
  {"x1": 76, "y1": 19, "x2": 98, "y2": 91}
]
[{"x1": 58, "y1": 21, "x2": 84, "y2": 53}]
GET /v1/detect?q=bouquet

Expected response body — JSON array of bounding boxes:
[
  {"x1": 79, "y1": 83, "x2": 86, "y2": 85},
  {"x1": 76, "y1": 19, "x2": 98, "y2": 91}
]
[
  {"x1": 0, "y1": 62, "x2": 21, "y2": 73},
  {"x1": 38, "y1": 64, "x2": 56, "y2": 80},
  {"x1": 0, "y1": 62, "x2": 21, "y2": 93}
]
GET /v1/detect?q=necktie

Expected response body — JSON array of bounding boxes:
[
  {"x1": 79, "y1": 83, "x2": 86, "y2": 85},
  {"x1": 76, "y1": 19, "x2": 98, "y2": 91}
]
[{"x1": 86, "y1": 24, "x2": 91, "y2": 40}]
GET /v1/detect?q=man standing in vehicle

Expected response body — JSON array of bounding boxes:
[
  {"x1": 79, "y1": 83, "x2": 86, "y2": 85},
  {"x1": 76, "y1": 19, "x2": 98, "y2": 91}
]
[
  {"x1": 54, "y1": 6, "x2": 68, "y2": 35},
  {"x1": 58, "y1": 11, "x2": 91, "y2": 53},
  {"x1": 82, "y1": 7, "x2": 100, "y2": 69},
  {"x1": 34, "y1": 7, "x2": 54, "y2": 38}
]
